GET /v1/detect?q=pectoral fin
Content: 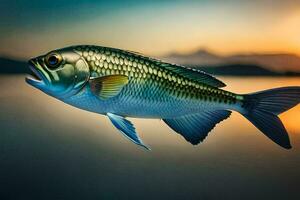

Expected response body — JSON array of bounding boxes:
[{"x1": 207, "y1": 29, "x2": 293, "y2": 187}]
[
  {"x1": 107, "y1": 113, "x2": 150, "y2": 150},
  {"x1": 89, "y1": 75, "x2": 129, "y2": 100}
]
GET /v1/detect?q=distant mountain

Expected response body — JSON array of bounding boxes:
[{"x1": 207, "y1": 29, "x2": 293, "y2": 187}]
[
  {"x1": 227, "y1": 53, "x2": 300, "y2": 72},
  {"x1": 193, "y1": 64, "x2": 300, "y2": 76},
  {"x1": 0, "y1": 57, "x2": 28, "y2": 74},
  {"x1": 160, "y1": 49, "x2": 300, "y2": 73},
  {"x1": 164, "y1": 49, "x2": 224, "y2": 66}
]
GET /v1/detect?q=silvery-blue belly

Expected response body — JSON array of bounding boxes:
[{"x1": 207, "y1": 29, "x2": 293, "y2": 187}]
[{"x1": 62, "y1": 85, "x2": 227, "y2": 119}]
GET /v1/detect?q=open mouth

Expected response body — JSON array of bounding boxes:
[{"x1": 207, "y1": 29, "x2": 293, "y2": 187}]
[{"x1": 25, "y1": 60, "x2": 45, "y2": 87}]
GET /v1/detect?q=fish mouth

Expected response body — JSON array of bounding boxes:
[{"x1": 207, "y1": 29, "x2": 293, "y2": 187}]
[{"x1": 25, "y1": 59, "x2": 46, "y2": 88}]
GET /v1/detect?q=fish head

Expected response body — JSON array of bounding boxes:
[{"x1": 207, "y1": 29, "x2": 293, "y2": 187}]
[{"x1": 26, "y1": 48, "x2": 90, "y2": 98}]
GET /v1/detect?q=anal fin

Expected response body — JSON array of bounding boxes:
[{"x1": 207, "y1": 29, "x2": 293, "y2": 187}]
[{"x1": 163, "y1": 110, "x2": 231, "y2": 145}]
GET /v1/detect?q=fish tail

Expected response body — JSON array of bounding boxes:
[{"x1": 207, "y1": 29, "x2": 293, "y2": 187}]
[{"x1": 239, "y1": 86, "x2": 300, "y2": 149}]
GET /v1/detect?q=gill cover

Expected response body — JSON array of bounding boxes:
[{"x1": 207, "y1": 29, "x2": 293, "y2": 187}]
[
  {"x1": 27, "y1": 48, "x2": 90, "y2": 98},
  {"x1": 61, "y1": 51, "x2": 91, "y2": 97}
]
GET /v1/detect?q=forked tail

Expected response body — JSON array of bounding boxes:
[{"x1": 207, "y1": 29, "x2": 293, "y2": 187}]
[{"x1": 240, "y1": 87, "x2": 300, "y2": 149}]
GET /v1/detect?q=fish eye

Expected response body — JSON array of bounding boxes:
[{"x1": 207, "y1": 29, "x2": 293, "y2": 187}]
[{"x1": 45, "y1": 53, "x2": 62, "y2": 69}]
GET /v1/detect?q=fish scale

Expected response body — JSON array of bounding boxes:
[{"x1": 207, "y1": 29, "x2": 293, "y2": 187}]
[{"x1": 74, "y1": 45, "x2": 239, "y2": 112}]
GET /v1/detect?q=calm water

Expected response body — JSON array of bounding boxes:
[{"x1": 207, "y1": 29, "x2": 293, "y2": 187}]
[{"x1": 1, "y1": 75, "x2": 300, "y2": 200}]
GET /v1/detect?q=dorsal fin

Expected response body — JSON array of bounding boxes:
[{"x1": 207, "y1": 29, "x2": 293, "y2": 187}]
[
  {"x1": 101, "y1": 46, "x2": 226, "y2": 88},
  {"x1": 156, "y1": 62, "x2": 226, "y2": 88}
]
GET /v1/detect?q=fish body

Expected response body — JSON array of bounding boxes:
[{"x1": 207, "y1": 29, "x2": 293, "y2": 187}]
[
  {"x1": 26, "y1": 45, "x2": 300, "y2": 149},
  {"x1": 63, "y1": 46, "x2": 240, "y2": 118}
]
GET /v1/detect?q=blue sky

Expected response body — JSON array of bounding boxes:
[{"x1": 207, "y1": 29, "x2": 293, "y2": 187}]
[{"x1": 1, "y1": 0, "x2": 300, "y2": 59}]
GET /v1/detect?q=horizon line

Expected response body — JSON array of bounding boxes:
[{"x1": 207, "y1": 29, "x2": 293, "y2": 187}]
[{"x1": 1, "y1": 48, "x2": 300, "y2": 61}]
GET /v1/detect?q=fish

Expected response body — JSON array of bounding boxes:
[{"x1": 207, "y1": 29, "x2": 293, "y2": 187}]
[{"x1": 26, "y1": 45, "x2": 300, "y2": 150}]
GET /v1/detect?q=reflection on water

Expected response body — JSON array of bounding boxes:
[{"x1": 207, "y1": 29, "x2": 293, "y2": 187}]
[{"x1": 0, "y1": 75, "x2": 300, "y2": 200}]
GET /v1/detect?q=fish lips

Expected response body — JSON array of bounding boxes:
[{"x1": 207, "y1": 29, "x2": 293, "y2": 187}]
[{"x1": 25, "y1": 59, "x2": 47, "y2": 90}]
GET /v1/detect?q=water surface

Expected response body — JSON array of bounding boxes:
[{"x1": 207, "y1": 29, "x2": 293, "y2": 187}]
[{"x1": 0, "y1": 75, "x2": 300, "y2": 200}]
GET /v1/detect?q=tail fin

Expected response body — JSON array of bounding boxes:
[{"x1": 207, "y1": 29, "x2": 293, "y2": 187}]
[{"x1": 240, "y1": 87, "x2": 300, "y2": 149}]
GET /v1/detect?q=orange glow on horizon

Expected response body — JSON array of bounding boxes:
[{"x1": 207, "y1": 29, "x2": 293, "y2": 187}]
[
  {"x1": 280, "y1": 105, "x2": 300, "y2": 133},
  {"x1": 1, "y1": 2, "x2": 300, "y2": 59},
  {"x1": 155, "y1": 9, "x2": 300, "y2": 57}
]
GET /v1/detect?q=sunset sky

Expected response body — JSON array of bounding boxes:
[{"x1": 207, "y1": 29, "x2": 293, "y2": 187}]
[{"x1": 1, "y1": 0, "x2": 300, "y2": 59}]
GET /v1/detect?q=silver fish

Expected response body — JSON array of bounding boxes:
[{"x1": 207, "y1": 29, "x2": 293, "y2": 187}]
[{"x1": 26, "y1": 45, "x2": 300, "y2": 149}]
